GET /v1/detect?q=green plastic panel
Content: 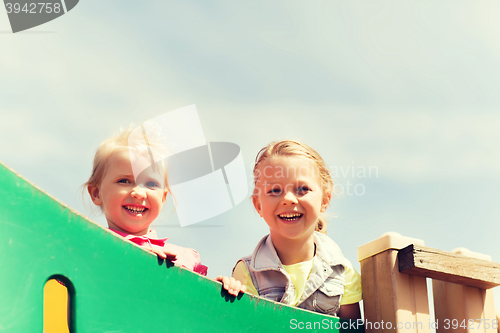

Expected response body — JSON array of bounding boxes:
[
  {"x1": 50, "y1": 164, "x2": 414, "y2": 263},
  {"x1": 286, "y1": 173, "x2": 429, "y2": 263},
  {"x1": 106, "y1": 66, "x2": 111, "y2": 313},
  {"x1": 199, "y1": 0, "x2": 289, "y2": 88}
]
[{"x1": 0, "y1": 162, "x2": 364, "y2": 332}]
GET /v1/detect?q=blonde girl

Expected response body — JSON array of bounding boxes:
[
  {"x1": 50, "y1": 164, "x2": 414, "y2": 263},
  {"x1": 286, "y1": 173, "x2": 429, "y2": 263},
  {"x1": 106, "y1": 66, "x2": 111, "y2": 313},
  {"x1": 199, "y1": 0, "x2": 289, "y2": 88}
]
[
  {"x1": 85, "y1": 125, "x2": 244, "y2": 294},
  {"x1": 232, "y1": 140, "x2": 361, "y2": 318}
]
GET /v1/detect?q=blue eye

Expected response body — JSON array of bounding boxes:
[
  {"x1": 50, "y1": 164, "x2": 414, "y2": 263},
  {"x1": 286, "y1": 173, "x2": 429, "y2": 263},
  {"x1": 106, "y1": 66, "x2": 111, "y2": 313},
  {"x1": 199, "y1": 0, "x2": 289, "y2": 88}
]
[
  {"x1": 145, "y1": 180, "x2": 160, "y2": 188},
  {"x1": 267, "y1": 188, "x2": 281, "y2": 195},
  {"x1": 297, "y1": 186, "x2": 310, "y2": 194}
]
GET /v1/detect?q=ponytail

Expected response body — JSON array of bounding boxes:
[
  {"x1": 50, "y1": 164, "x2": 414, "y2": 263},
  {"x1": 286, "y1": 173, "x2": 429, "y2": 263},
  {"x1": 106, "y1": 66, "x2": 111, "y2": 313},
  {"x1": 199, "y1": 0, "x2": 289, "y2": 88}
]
[{"x1": 315, "y1": 216, "x2": 328, "y2": 235}]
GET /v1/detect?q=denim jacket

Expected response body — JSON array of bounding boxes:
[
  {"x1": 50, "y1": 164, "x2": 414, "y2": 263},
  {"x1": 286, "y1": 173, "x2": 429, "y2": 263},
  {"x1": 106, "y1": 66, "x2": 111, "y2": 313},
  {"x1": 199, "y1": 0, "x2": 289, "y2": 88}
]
[{"x1": 236, "y1": 232, "x2": 346, "y2": 316}]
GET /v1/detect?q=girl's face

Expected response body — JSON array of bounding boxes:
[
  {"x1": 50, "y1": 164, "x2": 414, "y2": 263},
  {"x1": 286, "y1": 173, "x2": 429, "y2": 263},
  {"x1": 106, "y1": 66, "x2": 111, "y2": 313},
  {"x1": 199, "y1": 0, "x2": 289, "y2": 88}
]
[
  {"x1": 253, "y1": 156, "x2": 330, "y2": 244},
  {"x1": 88, "y1": 150, "x2": 167, "y2": 236}
]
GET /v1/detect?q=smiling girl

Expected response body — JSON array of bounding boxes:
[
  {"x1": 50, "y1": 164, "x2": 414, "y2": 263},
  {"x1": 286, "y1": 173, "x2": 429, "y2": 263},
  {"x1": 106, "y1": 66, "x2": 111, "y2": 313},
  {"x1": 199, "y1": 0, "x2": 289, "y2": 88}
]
[
  {"x1": 232, "y1": 140, "x2": 361, "y2": 318},
  {"x1": 84, "y1": 126, "x2": 207, "y2": 272},
  {"x1": 84, "y1": 125, "x2": 244, "y2": 294}
]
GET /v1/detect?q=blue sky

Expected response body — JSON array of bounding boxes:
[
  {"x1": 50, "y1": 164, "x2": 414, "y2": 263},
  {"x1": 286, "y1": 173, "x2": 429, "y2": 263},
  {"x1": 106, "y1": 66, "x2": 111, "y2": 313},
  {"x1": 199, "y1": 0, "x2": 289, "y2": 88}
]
[{"x1": 1, "y1": 1, "x2": 499, "y2": 309}]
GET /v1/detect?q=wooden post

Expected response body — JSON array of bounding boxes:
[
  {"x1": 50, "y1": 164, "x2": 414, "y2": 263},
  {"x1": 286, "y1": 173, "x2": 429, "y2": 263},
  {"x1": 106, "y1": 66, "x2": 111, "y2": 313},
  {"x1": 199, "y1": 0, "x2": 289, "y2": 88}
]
[
  {"x1": 431, "y1": 248, "x2": 498, "y2": 333},
  {"x1": 497, "y1": 308, "x2": 500, "y2": 333},
  {"x1": 358, "y1": 232, "x2": 431, "y2": 333}
]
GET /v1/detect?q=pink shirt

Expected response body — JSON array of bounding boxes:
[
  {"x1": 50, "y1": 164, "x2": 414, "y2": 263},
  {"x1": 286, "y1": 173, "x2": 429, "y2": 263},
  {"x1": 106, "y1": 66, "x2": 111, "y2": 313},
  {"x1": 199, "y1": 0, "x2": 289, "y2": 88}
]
[{"x1": 109, "y1": 229, "x2": 208, "y2": 276}]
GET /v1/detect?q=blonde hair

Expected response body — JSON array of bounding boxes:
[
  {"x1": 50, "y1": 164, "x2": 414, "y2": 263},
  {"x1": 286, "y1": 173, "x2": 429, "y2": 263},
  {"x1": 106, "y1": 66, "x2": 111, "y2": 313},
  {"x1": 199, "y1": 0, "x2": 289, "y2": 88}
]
[
  {"x1": 84, "y1": 125, "x2": 171, "y2": 203},
  {"x1": 253, "y1": 140, "x2": 333, "y2": 234}
]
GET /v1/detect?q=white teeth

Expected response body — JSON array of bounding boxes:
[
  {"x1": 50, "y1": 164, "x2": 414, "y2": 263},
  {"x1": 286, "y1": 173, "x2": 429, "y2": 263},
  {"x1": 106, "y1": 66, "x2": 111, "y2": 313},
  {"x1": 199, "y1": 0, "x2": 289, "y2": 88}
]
[
  {"x1": 124, "y1": 205, "x2": 146, "y2": 213},
  {"x1": 278, "y1": 213, "x2": 303, "y2": 220}
]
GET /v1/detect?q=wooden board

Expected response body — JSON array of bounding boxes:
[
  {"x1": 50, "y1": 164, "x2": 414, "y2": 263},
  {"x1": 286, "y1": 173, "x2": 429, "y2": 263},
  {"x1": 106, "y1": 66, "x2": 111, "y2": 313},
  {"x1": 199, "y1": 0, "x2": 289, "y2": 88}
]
[
  {"x1": 361, "y1": 250, "x2": 431, "y2": 333},
  {"x1": 433, "y1": 280, "x2": 497, "y2": 333},
  {"x1": 398, "y1": 245, "x2": 500, "y2": 289}
]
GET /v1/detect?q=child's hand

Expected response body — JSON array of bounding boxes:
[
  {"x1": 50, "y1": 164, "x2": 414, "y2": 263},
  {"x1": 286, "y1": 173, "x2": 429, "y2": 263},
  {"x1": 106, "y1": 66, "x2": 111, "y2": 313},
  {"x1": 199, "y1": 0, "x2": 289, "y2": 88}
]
[
  {"x1": 215, "y1": 276, "x2": 246, "y2": 296},
  {"x1": 142, "y1": 244, "x2": 178, "y2": 261}
]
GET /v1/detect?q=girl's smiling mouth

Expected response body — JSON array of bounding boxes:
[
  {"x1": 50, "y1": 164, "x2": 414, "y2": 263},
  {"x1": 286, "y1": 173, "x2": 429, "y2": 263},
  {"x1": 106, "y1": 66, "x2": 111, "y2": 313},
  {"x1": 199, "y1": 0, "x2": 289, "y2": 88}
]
[
  {"x1": 277, "y1": 213, "x2": 303, "y2": 222},
  {"x1": 123, "y1": 205, "x2": 148, "y2": 216}
]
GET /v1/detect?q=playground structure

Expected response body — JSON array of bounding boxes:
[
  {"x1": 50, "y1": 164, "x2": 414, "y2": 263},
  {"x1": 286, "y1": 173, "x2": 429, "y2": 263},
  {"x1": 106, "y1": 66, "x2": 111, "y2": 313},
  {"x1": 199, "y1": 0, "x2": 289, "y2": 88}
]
[
  {"x1": 359, "y1": 233, "x2": 500, "y2": 333},
  {"x1": 0, "y1": 162, "x2": 362, "y2": 332},
  {"x1": 0, "y1": 160, "x2": 499, "y2": 332}
]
